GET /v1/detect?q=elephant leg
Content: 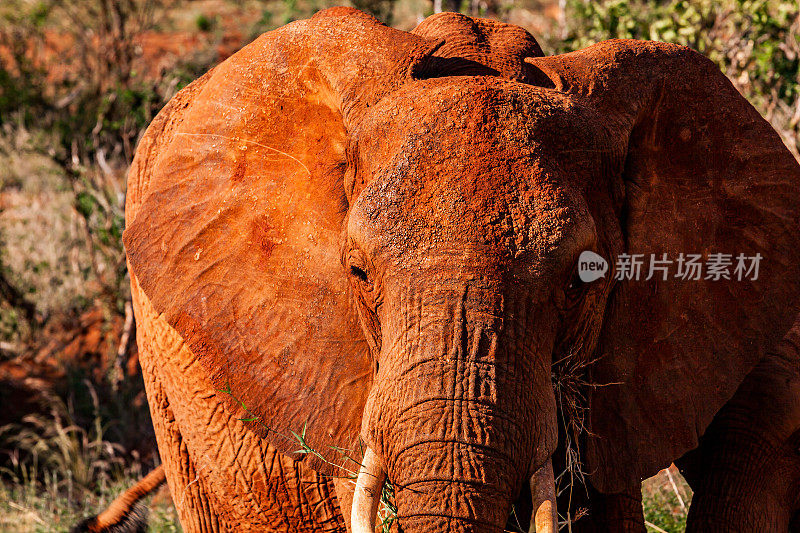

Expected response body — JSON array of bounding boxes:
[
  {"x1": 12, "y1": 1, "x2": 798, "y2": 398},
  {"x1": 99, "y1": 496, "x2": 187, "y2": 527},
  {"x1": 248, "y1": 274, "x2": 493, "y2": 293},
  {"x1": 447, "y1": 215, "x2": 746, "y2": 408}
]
[
  {"x1": 143, "y1": 369, "x2": 226, "y2": 531},
  {"x1": 133, "y1": 276, "x2": 347, "y2": 532},
  {"x1": 677, "y1": 328, "x2": 800, "y2": 532},
  {"x1": 556, "y1": 481, "x2": 645, "y2": 533},
  {"x1": 549, "y1": 429, "x2": 644, "y2": 532},
  {"x1": 585, "y1": 488, "x2": 646, "y2": 533}
]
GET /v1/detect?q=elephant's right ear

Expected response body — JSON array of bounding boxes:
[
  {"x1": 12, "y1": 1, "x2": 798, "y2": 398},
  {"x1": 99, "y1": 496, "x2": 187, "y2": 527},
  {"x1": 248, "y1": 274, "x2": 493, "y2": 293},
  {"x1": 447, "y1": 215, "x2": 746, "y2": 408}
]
[
  {"x1": 123, "y1": 8, "x2": 439, "y2": 474},
  {"x1": 527, "y1": 41, "x2": 800, "y2": 493}
]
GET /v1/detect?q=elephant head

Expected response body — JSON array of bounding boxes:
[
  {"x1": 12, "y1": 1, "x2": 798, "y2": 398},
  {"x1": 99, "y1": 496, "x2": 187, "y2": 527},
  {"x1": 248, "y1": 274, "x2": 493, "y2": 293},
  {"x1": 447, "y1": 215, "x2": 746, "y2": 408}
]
[{"x1": 123, "y1": 8, "x2": 800, "y2": 532}]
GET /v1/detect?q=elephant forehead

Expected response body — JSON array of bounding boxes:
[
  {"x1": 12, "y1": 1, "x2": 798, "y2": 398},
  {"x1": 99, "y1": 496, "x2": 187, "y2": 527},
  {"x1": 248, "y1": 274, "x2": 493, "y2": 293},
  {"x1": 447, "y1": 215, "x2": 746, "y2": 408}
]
[
  {"x1": 348, "y1": 77, "x2": 595, "y2": 263},
  {"x1": 355, "y1": 76, "x2": 576, "y2": 157}
]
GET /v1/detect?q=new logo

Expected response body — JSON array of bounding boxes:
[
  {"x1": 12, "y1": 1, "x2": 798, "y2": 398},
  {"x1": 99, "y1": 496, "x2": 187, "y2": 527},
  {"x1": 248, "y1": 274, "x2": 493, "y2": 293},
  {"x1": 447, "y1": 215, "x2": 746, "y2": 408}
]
[{"x1": 578, "y1": 251, "x2": 609, "y2": 283}]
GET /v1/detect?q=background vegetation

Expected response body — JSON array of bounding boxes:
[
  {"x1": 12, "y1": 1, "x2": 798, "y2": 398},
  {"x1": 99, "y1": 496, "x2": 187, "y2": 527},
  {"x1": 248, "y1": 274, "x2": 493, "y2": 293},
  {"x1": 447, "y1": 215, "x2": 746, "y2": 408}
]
[{"x1": 0, "y1": 0, "x2": 796, "y2": 531}]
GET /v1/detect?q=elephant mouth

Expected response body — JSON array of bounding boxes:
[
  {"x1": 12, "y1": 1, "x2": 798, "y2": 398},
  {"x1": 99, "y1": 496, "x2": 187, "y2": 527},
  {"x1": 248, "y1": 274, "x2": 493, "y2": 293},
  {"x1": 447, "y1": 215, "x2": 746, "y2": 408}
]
[{"x1": 350, "y1": 447, "x2": 558, "y2": 533}]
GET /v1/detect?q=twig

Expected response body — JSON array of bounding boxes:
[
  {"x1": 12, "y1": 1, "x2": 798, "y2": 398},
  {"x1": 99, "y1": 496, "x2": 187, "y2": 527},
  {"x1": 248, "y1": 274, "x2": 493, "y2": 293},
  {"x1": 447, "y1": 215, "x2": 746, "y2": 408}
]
[
  {"x1": 96, "y1": 148, "x2": 115, "y2": 180},
  {"x1": 113, "y1": 300, "x2": 134, "y2": 390},
  {"x1": 7, "y1": 501, "x2": 45, "y2": 525},
  {"x1": 645, "y1": 521, "x2": 669, "y2": 533},
  {"x1": 180, "y1": 464, "x2": 207, "y2": 508},
  {"x1": 664, "y1": 466, "x2": 687, "y2": 514},
  {"x1": 0, "y1": 341, "x2": 21, "y2": 354}
]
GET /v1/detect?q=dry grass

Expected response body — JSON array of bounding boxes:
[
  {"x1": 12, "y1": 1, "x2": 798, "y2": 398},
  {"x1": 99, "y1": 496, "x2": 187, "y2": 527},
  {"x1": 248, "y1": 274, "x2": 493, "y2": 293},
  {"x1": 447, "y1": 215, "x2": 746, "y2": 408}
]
[
  {"x1": 0, "y1": 132, "x2": 98, "y2": 328},
  {"x1": 0, "y1": 477, "x2": 180, "y2": 533},
  {"x1": 0, "y1": 382, "x2": 176, "y2": 532}
]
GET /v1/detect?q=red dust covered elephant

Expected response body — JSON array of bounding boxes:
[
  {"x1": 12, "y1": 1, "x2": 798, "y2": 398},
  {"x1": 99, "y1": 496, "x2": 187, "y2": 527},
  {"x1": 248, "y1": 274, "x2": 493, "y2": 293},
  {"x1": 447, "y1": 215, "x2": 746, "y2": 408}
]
[{"x1": 83, "y1": 7, "x2": 800, "y2": 533}]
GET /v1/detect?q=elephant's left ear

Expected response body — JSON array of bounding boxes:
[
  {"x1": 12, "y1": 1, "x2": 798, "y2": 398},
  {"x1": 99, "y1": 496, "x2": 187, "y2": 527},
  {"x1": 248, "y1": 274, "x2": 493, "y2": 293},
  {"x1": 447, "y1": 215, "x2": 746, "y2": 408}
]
[
  {"x1": 123, "y1": 8, "x2": 439, "y2": 475},
  {"x1": 527, "y1": 41, "x2": 800, "y2": 492}
]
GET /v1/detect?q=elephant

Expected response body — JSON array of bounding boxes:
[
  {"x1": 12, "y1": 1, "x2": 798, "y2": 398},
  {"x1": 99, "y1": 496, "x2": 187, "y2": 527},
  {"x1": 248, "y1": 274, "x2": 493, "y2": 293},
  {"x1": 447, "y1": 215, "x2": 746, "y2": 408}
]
[{"x1": 111, "y1": 6, "x2": 800, "y2": 533}]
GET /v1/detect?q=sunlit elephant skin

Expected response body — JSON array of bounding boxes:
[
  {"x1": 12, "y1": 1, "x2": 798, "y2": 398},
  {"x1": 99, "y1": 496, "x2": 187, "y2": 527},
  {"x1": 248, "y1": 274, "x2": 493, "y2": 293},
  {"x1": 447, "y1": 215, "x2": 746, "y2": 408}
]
[{"x1": 122, "y1": 7, "x2": 800, "y2": 533}]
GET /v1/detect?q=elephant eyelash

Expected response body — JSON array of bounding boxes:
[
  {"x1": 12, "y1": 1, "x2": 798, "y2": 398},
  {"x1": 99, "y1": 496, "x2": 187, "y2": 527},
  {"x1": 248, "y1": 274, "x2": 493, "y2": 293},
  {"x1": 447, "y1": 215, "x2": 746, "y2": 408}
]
[
  {"x1": 564, "y1": 268, "x2": 589, "y2": 308},
  {"x1": 350, "y1": 265, "x2": 369, "y2": 282},
  {"x1": 567, "y1": 264, "x2": 582, "y2": 289},
  {"x1": 346, "y1": 247, "x2": 374, "y2": 288}
]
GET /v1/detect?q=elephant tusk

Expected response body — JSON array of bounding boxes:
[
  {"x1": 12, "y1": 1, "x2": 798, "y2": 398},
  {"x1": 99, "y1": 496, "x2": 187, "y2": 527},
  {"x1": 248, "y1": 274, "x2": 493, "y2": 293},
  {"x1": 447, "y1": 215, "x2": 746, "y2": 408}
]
[
  {"x1": 529, "y1": 459, "x2": 557, "y2": 533},
  {"x1": 351, "y1": 447, "x2": 386, "y2": 533}
]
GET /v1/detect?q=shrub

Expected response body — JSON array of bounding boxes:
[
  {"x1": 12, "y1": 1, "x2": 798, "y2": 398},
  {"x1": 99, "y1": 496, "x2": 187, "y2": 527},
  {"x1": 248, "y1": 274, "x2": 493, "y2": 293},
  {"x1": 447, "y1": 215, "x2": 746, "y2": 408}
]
[{"x1": 552, "y1": 0, "x2": 800, "y2": 156}]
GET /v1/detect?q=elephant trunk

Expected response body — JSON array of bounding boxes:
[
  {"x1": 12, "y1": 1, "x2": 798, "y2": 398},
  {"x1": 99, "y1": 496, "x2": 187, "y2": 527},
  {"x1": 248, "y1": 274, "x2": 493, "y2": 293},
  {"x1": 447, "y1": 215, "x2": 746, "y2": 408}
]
[
  {"x1": 387, "y1": 434, "x2": 519, "y2": 532},
  {"x1": 371, "y1": 380, "x2": 547, "y2": 532},
  {"x1": 362, "y1": 284, "x2": 558, "y2": 532},
  {"x1": 383, "y1": 428, "x2": 557, "y2": 532},
  {"x1": 351, "y1": 449, "x2": 557, "y2": 533}
]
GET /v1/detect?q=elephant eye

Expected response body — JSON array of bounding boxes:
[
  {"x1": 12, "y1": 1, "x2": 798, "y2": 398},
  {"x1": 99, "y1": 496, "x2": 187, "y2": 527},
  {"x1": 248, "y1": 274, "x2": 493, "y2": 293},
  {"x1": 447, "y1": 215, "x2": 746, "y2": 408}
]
[
  {"x1": 567, "y1": 277, "x2": 584, "y2": 293},
  {"x1": 346, "y1": 248, "x2": 374, "y2": 291},
  {"x1": 564, "y1": 266, "x2": 588, "y2": 305},
  {"x1": 350, "y1": 265, "x2": 369, "y2": 283}
]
